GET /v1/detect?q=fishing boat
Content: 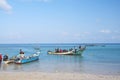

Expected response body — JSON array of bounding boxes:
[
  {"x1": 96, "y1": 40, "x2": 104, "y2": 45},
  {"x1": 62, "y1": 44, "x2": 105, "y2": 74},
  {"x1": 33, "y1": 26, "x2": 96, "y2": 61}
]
[
  {"x1": 3, "y1": 60, "x2": 14, "y2": 64},
  {"x1": 14, "y1": 51, "x2": 40, "y2": 64},
  {"x1": 48, "y1": 46, "x2": 86, "y2": 55},
  {"x1": 3, "y1": 54, "x2": 14, "y2": 64},
  {"x1": 48, "y1": 50, "x2": 74, "y2": 55}
]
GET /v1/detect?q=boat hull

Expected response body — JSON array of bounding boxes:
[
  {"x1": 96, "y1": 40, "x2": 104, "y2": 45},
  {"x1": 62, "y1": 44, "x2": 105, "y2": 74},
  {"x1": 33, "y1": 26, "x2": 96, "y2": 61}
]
[
  {"x1": 15, "y1": 56, "x2": 39, "y2": 64},
  {"x1": 14, "y1": 51, "x2": 40, "y2": 64},
  {"x1": 48, "y1": 51, "x2": 74, "y2": 55},
  {"x1": 4, "y1": 60, "x2": 14, "y2": 64},
  {"x1": 48, "y1": 50, "x2": 83, "y2": 55},
  {"x1": 48, "y1": 46, "x2": 86, "y2": 55}
]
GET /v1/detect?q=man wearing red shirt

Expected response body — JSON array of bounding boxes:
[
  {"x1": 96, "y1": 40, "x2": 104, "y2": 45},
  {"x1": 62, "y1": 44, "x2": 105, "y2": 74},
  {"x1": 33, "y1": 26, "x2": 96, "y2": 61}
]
[{"x1": 0, "y1": 54, "x2": 2, "y2": 63}]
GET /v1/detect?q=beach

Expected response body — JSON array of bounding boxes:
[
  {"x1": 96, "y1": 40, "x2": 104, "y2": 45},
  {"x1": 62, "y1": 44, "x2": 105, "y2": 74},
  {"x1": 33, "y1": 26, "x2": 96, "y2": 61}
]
[{"x1": 0, "y1": 72, "x2": 120, "y2": 80}]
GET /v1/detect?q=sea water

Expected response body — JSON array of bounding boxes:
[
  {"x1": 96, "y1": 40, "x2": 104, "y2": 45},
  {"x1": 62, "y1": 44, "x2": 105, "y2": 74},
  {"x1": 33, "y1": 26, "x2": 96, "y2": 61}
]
[{"x1": 0, "y1": 43, "x2": 120, "y2": 75}]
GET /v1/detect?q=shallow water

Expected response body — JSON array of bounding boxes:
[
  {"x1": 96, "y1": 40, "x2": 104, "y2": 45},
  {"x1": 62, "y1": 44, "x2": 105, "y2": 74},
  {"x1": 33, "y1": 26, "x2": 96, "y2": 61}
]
[{"x1": 0, "y1": 43, "x2": 120, "y2": 75}]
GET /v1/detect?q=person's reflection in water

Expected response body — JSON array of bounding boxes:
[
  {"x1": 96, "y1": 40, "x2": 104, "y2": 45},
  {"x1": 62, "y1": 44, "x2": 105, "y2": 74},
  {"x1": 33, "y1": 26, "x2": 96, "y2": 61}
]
[
  {"x1": 0, "y1": 62, "x2": 2, "y2": 70},
  {"x1": 0, "y1": 53, "x2": 2, "y2": 62},
  {"x1": 3, "y1": 63, "x2": 8, "y2": 71},
  {"x1": 0, "y1": 53, "x2": 2, "y2": 70}
]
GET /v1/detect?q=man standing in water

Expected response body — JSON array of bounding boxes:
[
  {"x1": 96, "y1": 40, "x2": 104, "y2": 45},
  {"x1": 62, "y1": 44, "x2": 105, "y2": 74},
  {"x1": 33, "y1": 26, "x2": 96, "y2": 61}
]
[
  {"x1": 19, "y1": 49, "x2": 25, "y2": 58},
  {"x1": 0, "y1": 54, "x2": 2, "y2": 63},
  {"x1": 3, "y1": 54, "x2": 8, "y2": 61},
  {"x1": 20, "y1": 49, "x2": 24, "y2": 54}
]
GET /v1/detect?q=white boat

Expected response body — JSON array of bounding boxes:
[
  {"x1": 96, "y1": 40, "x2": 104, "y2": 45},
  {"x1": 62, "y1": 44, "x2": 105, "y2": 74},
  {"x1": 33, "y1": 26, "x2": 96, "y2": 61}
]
[
  {"x1": 48, "y1": 51, "x2": 74, "y2": 55},
  {"x1": 48, "y1": 46, "x2": 86, "y2": 55}
]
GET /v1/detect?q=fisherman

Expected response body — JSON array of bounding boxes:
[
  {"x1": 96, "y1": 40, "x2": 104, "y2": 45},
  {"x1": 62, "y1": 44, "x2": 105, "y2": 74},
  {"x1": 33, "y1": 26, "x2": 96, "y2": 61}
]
[
  {"x1": 59, "y1": 49, "x2": 63, "y2": 53},
  {"x1": 0, "y1": 54, "x2": 2, "y2": 69},
  {"x1": 0, "y1": 54, "x2": 2, "y2": 63},
  {"x1": 74, "y1": 46, "x2": 77, "y2": 53},
  {"x1": 19, "y1": 49, "x2": 25, "y2": 58},
  {"x1": 79, "y1": 45, "x2": 81, "y2": 49},
  {"x1": 19, "y1": 49, "x2": 24, "y2": 54},
  {"x1": 3, "y1": 54, "x2": 8, "y2": 61}
]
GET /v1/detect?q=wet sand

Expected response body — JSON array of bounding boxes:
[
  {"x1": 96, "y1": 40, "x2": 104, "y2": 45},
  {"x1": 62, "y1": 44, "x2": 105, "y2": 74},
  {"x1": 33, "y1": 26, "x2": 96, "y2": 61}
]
[{"x1": 0, "y1": 72, "x2": 120, "y2": 80}]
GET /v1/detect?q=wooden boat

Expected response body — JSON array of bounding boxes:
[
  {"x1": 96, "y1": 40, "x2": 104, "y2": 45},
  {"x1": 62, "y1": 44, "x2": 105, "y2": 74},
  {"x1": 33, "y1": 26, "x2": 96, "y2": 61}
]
[
  {"x1": 3, "y1": 60, "x2": 14, "y2": 64},
  {"x1": 48, "y1": 51, "x2": 74, "y2": 55},
  {"x1": 14, "y1": 51, "x2": 40, "y2": 64},
  {"x1": 3, "y1": 54, "x2": 14, "y2": 64},
  {"x1": 48, "y1": 46, "x2": 86, "y2": 55}
]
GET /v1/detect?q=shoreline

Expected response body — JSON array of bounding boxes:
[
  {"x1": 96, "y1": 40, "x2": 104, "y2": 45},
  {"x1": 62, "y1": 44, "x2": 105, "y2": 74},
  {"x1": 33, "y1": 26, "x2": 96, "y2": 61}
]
[{"x1": 0, "y1": 72, "x2": 120, "y2": 80}]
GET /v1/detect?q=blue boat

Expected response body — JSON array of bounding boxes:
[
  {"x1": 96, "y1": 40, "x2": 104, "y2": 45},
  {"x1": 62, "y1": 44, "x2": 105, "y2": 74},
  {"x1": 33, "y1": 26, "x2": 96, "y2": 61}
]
[{"x1": 14, "y1": 51, "x2": 40, "y2": 64}]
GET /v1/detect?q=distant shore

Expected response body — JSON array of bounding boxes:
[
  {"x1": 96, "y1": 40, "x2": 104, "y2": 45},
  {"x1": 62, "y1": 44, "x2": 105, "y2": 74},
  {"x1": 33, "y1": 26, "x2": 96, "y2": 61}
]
[{"x1": 0, "y1": 72, "x2": 120, "y2": 80}]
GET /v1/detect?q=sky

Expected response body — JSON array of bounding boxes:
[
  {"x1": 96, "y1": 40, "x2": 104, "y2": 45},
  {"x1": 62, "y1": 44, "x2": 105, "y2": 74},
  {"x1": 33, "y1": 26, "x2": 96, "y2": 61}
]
[{"x1": 0, "y1": 0, "x2": 120, "y2": 44}]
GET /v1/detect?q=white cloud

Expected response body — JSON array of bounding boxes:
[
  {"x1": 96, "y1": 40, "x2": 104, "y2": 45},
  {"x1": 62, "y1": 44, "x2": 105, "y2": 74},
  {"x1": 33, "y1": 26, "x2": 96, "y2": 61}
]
[
  {"x1": 83, "y1": 31, "x2": 91, "y2": 35},
  {"x1": 100, "y1": 29, "x2": 111, "y2": 34},
  {"x1": 0, "y1": 0, "x2": 12, "y2": 12},
  {"x1": 0, "y1": 0, "x2": 50, "y2": 13},
  {"x1": 61, "y1": 32, "x2": 69, "y2": 37},
  {"x1": 74, "y1": 34, "x2": 81, "y2": 37},
  {"x1": 2, "y1": 32, "x2": 23, "y2": 40}
]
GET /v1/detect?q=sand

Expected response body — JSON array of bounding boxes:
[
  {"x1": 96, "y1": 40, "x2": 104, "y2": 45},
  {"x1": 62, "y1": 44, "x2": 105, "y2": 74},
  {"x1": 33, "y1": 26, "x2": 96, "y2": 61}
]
[{"x1": 0, "y1": 72, "x2": 120, "y2": 80}]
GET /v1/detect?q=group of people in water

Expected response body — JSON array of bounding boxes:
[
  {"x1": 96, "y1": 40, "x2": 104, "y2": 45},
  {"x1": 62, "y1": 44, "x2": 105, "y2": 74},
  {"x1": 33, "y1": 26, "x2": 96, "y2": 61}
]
[{"x1": 0, "y1": 49, "x2": 24, "y2": 63}]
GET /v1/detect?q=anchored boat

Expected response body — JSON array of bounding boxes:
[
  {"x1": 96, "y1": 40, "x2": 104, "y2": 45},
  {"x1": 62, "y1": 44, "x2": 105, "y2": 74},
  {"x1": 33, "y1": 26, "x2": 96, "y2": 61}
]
[
  {"x1": 14, "y1": 51, "x2": 40, "y2": 64},
  {"x1": 48, "y1": 46, "x2": 86, "y2": 55}
]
